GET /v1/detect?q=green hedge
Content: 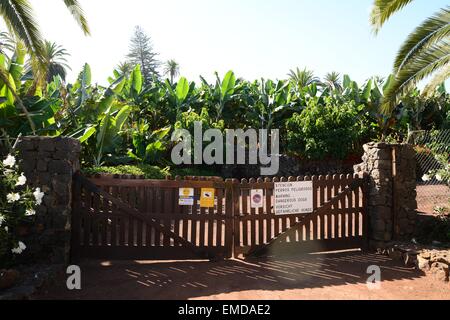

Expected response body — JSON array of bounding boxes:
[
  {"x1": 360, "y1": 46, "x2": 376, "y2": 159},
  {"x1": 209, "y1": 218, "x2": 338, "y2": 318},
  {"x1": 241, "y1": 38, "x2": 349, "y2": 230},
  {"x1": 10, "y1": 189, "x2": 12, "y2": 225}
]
[{"x1": 82, "y1": 165, "x2": 220, "y2": 179}]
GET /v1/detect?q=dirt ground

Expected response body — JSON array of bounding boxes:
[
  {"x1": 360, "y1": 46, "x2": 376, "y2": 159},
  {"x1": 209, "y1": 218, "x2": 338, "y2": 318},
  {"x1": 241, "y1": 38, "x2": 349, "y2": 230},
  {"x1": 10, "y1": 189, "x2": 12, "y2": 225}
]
[
  {"x1": 416, "y1": 184, "x2": 449, "y2": 214},
  {"x1": 34, "y1": 251, "x2": 449, "y2": 300}
]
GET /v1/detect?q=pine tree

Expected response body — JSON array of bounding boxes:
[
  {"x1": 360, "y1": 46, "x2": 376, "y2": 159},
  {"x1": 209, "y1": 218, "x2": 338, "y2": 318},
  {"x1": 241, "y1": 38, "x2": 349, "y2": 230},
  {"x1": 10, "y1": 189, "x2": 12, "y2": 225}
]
[{"x1": 127, "y1": 26, "x2": 160, "y2": 84}]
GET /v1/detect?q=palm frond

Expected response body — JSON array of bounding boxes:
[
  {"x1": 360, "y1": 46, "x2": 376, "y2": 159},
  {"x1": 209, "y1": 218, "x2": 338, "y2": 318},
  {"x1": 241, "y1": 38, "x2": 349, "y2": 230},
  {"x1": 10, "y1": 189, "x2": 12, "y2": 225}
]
[
  {"x1": 394, "y1": 6, "x2": 450, "y2": 72},
  {"x1": 422, "y1": 63, "x2": 450, "y2": 97},
  {"x1": 0, "y1": 0, "x2": 43, "y2": 54},
  {"x1": 62, "y1": 0, "x2": 90, "y2": 35},
  {"x1": 370, "y1": 0, "x2": 415, "y2": 34},
  {"x1": 382, "y1": 41, "x2": 450, "y2": 112}
]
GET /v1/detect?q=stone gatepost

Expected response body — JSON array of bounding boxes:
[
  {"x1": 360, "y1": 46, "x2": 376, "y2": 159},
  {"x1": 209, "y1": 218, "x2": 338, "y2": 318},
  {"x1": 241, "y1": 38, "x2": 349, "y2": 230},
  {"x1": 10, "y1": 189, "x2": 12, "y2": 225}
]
[
  {"x1": 15, "y1": 137, "x2": 81, "y2": 264},
  {"x1": 354, "y1": 142, "x2": 417, "y2": 248}
]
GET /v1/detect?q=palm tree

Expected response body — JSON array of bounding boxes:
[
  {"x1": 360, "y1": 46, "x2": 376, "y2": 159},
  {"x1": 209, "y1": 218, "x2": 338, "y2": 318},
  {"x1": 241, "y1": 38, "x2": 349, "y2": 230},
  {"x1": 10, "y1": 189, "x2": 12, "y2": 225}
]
[
  {"x1": 323, "y1": 71, "x2": 343, "y2": 92},
  {"x1": 26, "y1": 40, "x2": 71, "y2": 93},
  {"x1": 370, "y1": 1, "x2": 450, "y2": 112},
  {"x1": 288, "y1": 67, "x2": 321, "y2": 88},
  {"x1": 0, "y1": 0, "x2": 89, "y2": 55},
  {"x1": 116, "y1": 61, "x2": 133, "y2": 77},
  {"x1": 164, "y1": 59, "x2": 180, "y2": 84}
]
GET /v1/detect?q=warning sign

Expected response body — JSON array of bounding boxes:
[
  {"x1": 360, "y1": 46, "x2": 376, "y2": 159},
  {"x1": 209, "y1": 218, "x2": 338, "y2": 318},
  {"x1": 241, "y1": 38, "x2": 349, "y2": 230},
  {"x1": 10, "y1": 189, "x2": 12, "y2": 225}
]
[
  {"x1": 274, "y1": 181, "x2": 313, "y2": 215},
  {"x1": 200, "y1": 188, "x2": 215, "y2": 208},
  {"x1": 250, "y1": 189, "x2": 264, "y2": 208},
  {"x1": 179, "y1": 188, "x2": 194, "y2": 206}
]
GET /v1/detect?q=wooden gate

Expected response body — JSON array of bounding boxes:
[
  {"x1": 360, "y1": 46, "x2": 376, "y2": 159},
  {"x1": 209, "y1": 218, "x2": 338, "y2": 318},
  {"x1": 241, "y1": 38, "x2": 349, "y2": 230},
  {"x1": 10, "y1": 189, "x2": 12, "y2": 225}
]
[
  {"x1": 71, "y1": 173, "x2": 233, "y2": 261},
  {"x1": 71, "y1": 173, "x2": 368, "y2": 261},
  {"x1": 234, "y1": 174, "x2": 369, "y2": 257}
]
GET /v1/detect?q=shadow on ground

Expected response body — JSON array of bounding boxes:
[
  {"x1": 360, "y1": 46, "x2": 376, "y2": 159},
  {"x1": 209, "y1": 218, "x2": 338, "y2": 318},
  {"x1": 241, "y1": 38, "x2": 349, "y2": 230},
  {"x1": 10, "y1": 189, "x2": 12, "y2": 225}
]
[{"x1": 34, "y1": 250, "x2": 449, "y2": 300}]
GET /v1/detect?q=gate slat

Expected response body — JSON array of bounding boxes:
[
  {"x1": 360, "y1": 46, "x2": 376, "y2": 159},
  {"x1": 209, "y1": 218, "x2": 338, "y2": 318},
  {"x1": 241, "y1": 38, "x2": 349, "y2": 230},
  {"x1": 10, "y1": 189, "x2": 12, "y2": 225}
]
[
  {"x1": 354, "y1": 175, "x2": 360, "y2": 236},
  {"x1": 265, "y1": 178, "x2": 272, "y2": 244},
  {"x1": 154, "y1": 187, "x2": 162, "y2": 246},
  {"x1": 241, "y1": 180, "x2": 249, "y2": 247},
  {"x1": 326, "y1": 175, "x2": 332, "y2": 239},
  {"x1": 163, "y1": 187, "x2": 172, "y2": 247}
]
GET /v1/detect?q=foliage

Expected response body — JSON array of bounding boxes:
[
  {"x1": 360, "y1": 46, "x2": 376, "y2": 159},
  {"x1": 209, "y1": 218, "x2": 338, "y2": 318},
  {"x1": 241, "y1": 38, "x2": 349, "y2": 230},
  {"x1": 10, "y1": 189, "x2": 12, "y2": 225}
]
[
  {"x1": 83, "y1": 164, "x2": 219, "y2": 179},
  {"x1": 0, "y1": 37, "x2": 447, "y2": 165},
  {"x1": 83, "y1": 164, "x2": 170, "y2": 180},
  {"x1": 419, "y1": 130, "x2": 450, "y2": 186},
  {"x1": 0, "y1": 0, "x2": 89, "y2": 57},
  {"x1": 370, "y1": 1, "x2": 450, "y2": 112},
  {"x1": 0, "y1": 153, "x2": 43, "y2": 267},
  {"x1": 415, "y1": 210, "x2": 450, "y2": 245},
  {"x1": 286, "y1": 98, "x2": 367, "y2": 159}
]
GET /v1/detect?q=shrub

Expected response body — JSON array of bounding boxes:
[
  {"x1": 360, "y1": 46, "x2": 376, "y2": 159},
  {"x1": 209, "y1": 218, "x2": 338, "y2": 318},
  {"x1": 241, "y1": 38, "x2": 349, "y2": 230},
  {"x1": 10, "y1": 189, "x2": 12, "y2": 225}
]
[
  {"x1": 415, "y1": 209, "x2": 450, "y2": 245},
  {"x1": 83, "y1": 165, "x2": 170, "y2": 179},
  {"x1": 286, "y1": 98, "x2": 366, "y2": 159},
  {"x1": 0, "y1": 153, "x2": 43, "y2": 268},
  {"x1": 83, "y1": 165, "x2": 220, "y2": 179}
]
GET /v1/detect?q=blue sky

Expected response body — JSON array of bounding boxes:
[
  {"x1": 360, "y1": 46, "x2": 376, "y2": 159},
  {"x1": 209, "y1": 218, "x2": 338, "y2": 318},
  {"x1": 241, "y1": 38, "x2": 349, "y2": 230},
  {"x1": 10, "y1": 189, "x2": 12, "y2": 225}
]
[{"x1": 32, "y1": 0, "x2": 449, "y2": 85}]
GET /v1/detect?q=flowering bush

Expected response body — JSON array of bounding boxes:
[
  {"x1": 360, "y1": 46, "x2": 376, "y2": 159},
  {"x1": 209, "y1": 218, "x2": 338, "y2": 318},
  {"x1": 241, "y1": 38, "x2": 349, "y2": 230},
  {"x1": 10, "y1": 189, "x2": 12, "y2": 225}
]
[{"x1": 0, "y1": 154, "x2": 44, "y2": 267}]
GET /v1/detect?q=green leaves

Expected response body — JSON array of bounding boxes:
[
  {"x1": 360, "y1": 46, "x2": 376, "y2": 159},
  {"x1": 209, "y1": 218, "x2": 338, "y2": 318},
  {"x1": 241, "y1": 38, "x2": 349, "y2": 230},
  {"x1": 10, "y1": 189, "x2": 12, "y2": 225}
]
[
  {"x1": 175, "y1": 77, "x2": 189, "y2": 103},
  {"x1": 370, "y1": 0, "x2": 415, "y2": 34},
  {"x1": 130, "y1": 64, "x2": 143, "y2": 95},
  {"x1": 220, "y1": 70, "x2": 236, "y2": 99}
]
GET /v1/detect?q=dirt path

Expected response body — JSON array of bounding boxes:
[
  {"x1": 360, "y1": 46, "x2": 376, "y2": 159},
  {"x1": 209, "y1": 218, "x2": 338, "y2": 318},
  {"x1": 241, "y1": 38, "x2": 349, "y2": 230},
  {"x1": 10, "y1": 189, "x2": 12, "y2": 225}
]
[{"x1": 35, "y1": 251, "x2": 449, "y2": 300}]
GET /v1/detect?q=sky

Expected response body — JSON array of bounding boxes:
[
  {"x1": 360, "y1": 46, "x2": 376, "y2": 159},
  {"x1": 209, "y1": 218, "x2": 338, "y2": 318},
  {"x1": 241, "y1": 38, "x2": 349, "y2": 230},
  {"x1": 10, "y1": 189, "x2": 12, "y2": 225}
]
[{"x1": 28, "y1": 0, "x2": 449, "y2": 85}]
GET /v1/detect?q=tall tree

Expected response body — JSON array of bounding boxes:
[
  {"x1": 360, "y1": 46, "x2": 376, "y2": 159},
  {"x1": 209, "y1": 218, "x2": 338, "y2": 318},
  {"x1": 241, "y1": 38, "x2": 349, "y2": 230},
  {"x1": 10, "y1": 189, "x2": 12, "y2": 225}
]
[
  {"x1": 164, "y1": 59, "x2": 180, "y2": 84},
  {"x1": 0, "y1": 0, "x2": 89, "y2": 55},
  {"x1": 370, "y1": 1, "x2": 450, "y2": 112},
  {"x1": 127, "y1": 26, "x2": 160, "y2": 84},
  {"x1": 26, "y1": 40, "x2": 71, "y2": 85}
]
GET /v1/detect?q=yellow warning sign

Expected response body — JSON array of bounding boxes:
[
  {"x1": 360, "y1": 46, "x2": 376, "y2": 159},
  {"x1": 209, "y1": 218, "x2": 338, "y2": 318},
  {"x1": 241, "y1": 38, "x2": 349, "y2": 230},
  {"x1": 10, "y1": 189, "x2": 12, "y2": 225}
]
[{"x1": 200, "y1": 188, "x2": 215, "y2": 208}]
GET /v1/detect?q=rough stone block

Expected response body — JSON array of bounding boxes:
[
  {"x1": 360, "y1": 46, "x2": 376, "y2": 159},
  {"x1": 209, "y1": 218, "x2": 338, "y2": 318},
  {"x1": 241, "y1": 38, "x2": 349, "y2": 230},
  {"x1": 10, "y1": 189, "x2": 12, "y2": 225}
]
[
  {"x1": 39, "y1": 139, "x2": 55, "y2": 152},
  {"x1": 48, "y1": 160, "x2": 72, "y2": 174}
]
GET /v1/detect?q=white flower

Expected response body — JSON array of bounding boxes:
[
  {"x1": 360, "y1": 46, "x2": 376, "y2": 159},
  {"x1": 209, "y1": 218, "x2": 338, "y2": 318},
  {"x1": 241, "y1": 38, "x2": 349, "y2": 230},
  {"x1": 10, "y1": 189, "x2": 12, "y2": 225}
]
[
  {"x1": 2, "y1": 154, "x2": 16, "y2": 168},
  {"x1": 15, "y1": 173, "x2": 27, "y2": 186},
  {"x1": 435, "y1": 174, "x2": 443, "y2": 182},
  {"x1": 4, "y1": 226, "x2": 8, "y2": 233},
  {"x1": 422, "y1": 174, "x2": 431, "y2": 182},
  {"x1": 0, "y1": 215, "x2": 5, "y2": 226},
  {"x1": 7, "y1": 193, "x2": 20, "y2": 203},
  {"x1": 33, "y1": 188, "x2": 44, "y2": 205},
  {"x1": 11, "y1": 241, "x2": 26, "y2": 255},
  {"x1": 25, "y1": 209, "x2": 35, "y2": 216}
]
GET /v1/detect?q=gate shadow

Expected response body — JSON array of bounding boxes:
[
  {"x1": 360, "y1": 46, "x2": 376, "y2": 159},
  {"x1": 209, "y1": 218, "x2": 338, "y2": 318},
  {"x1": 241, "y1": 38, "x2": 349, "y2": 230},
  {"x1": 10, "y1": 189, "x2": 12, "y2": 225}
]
[{"x1": 36, "y1": 250, "x2": 433, "y2": 300}]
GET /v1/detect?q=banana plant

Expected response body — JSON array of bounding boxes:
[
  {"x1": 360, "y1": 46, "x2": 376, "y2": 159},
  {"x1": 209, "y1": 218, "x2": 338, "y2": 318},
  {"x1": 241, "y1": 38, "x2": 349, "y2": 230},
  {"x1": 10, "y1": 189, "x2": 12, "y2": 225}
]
[
  {"x1": 127, "y1": 120, "x2": 171, "y2": 164},
  {"x1": 165, "y1": 76, "x2": 192, "y2": 120},
  {"x1": 249, "y1": 79, "x2": 301, "y2": 130},
  {"x1": 0, "y1": 43, "x2": 36, "y2": 134}
]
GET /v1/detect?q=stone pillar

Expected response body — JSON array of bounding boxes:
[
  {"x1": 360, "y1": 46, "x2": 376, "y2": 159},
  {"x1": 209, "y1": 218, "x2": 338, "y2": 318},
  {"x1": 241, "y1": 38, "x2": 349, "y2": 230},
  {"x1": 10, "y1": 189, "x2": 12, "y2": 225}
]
[
  {"x1": 354, "y1": 142, "x2": 417, "y2": 248},
  {"x1": 15, "y1": 137, "x2": 81, "y2": 264},
  {"x1": 392, "y1": 144, "x2": 417, "y2": 240}
]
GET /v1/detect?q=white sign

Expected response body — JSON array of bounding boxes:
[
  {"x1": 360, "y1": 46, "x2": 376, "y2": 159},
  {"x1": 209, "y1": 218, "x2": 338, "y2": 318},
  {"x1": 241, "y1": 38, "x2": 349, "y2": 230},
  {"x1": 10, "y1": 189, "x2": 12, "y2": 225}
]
[
  {"x1": 179, "y1": 188, "x2": 194, "y2": 206},
  {"x1": 250, "y1": 189, "x2": 264, "y2": 208},
  {"x1": 274, "y1": 181, "x2": 313, "y2": 215}
]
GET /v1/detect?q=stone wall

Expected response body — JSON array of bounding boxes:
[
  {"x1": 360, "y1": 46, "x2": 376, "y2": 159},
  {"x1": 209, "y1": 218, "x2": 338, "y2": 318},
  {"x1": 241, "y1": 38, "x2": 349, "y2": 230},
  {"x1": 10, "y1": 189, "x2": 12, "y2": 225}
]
[
  {"x1": 354, "y1": 142, "x2": 417, "y2": 248},
  {"x1": 15, "y1": 137, "x2": 80, "y2": 264}
]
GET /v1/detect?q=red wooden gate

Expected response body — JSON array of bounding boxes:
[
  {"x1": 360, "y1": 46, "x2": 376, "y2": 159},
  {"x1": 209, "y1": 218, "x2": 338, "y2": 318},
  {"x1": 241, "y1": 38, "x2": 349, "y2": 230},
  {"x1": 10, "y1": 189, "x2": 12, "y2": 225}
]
[
  {"x1": 71, "y1": 173, "x2": 368, "y2": 261},
  {"x1": 233, "y1": 174, "x2": 369, "y2": 257},
  {"x1": 71, "y1": 174, "x2": 233, "y2": 261}
]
